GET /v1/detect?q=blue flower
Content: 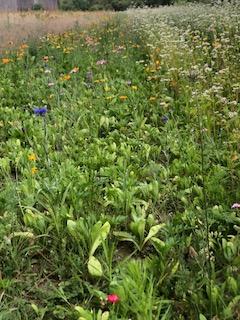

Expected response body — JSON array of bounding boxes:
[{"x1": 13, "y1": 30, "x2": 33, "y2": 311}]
[
  {"x1": 34, "y1": 107, "x2": 47, "y2": 116},
  {"x1": 161, "y1": 115, "x2": 169, "y2": 124}
]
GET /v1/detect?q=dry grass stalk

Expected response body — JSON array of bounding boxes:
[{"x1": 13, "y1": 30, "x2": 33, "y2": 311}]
[{"x1": 0, "y1": 10, "x2": 113, "y2": 50}]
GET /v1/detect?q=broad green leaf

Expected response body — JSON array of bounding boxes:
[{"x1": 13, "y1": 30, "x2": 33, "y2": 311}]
[
  {"x1": 199, "y1": 314, "x2": 207, "y2": 320},
  {"x1": 90, "y1": 221, "x2": 110, "y2": 256},
  {"x1": 113, "y1": 231, "x2": 140, "y2": 250},
  {"x1": 88, "y1": 256, "x2": 103, "y2": 277},
  {"x1": 143, "y1": 223, "x2": 165, "y2": 246}
]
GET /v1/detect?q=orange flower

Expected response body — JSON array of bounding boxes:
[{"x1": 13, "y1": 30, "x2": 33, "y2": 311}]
[
  {"x1": 119, "y1": 96, "x2": 128, "y2": 101},
  {"x1": 70, "y1": 67, "x2": 79, "y2": 74},
  {"x1": 43, "y1": 56, "x2": 49, "y2": 62},
  {"x1": 20, "y1": 44, "x2": 28, "y2": 49},
  {"x1": 2, "y1": 58, "x2": 11, "y2": 64},
  {"x1": 60, "y1": 74, "x2": 71, "y2": 81}
]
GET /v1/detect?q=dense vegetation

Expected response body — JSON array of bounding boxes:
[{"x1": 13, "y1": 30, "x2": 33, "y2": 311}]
[
  {"x1": 0, "y1": 3, "x2": 240, "y2": 319},
  {"x1": 58, "y1": 0, "x2": 209, "y2": 12}
]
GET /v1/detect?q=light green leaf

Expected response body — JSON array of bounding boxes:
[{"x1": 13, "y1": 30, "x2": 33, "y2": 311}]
[
  {"x1": 88, "y1": 256, "x2": 103, "y2": 277},
  {"x1": 67, "y1": 220, "x2": 77, "y2": 237},
  {"x1": 101, "y1": 311, "x2": 109, "y2": 320},
  {"x1": 199, "y1": 314, "x2": 207, "y2": 320},
  {"x1": 11, "y1": 232, "x2": 34, "y2": 239},
  {"x1": 143, "y1": 223, "x2": 165, "y2": 246},
  {"x1": 75, "y1": 306, "x2": 92, "y2": 320},
  {"x1": 90, "y1": 221, "x2": 110, "y2": 256}
]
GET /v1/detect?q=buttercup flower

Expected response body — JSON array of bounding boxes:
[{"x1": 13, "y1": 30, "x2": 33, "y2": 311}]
[
  {"x1": 107, "y1": 294, "x2": 120, "y2": 304},
  {"x1": 34, "y1": 107, "x2": 47, "y2": 116}
]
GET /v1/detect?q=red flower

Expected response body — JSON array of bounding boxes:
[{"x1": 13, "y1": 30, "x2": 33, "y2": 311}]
[{"x1": 107, "y1": 294, "x2": 120, "y2": 304}]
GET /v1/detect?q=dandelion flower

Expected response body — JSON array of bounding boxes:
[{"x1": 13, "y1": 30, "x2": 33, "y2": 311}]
[
  {"x1": 31, "y1": 167, "x2": 38, "y2": 175},
  {"x1": 28, "y1": 154, "x2": 36, "y2": 161}
]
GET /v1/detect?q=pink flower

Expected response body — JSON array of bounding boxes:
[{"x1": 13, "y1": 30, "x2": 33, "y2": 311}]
[
  {"x1": 96, "y1": 59, "x2": 107, "y2": 65},
  {"x1": 107, "y1": 294, "x2": 120, "y2": 304},
  {"x1": 231, "y1": 203, "x2": 240, "y2": 209}
]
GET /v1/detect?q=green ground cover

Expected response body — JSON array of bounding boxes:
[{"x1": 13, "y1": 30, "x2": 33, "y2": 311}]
[{"x1": 0, "y1": 4, "x2": 240, "y2": 319}]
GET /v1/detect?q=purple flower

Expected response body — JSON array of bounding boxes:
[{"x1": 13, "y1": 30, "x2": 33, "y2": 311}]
[
  {"x1": 34, "y1": 107, "x2": 47, "y2": 116},
  {"x1": 96, "y1": 59, "x2": 107, "y2": 65},
  {"x1": 161, "y1": 115, "x2": 169, "y2": 124},
  {"x1": 231, "y1": 203, "x2": 240, "y2": 209},
  {"x1": 126, "y1": 80, "x2": 132, "y2": 86}
]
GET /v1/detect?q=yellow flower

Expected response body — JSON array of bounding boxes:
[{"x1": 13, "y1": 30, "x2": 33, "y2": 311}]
[
  {"x1": 131, "y1": 86, "x2": 138, "y2": 91},
  {"x1": 31, "y1": 167, "x2": 38, "y2": 175},
  {"x1": 28, "y1": 154, "x2": 36, "y2": 161},
  {"x1": 231, "y1": 153, "x2": 238, "y2": 161},
  {"x1": 2, "y1": 58, "x2": 11, "y2": 64},
  {"x1": 106, "y1": 96, "x2": 114, "y2": 100},
  {"x1": 119, "y1": 96, "x2": 128, "y2": 101},
  {"x1": 149, "y1": 96, "x2": 157, "y2": 101}
]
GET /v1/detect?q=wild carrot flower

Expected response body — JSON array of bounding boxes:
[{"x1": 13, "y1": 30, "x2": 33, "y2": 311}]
[
  {"x1": 107, "y1": 294, "x2": 120, "y2": 304},
  {"x1": 34, "y1": 107, "x2": 47, "y2": 116}
]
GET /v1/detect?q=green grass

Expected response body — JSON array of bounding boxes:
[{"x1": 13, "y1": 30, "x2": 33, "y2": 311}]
[{"x1": 0, "y1": 4, "x2": 240, "y2": 319}]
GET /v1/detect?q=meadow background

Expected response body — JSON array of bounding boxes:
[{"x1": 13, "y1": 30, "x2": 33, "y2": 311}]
[{"x1": 0, "y1": 2, "x2": 240, "y2": 320}]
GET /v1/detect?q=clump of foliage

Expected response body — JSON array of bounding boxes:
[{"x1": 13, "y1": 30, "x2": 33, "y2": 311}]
[{"x1": 0, "y1": 3, "x2": 240, "y2": 319}]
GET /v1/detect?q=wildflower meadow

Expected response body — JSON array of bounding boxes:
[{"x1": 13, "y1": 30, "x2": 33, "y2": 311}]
[{"x1": 0, "y1": 3, "x2": 240, "y2": 320}]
